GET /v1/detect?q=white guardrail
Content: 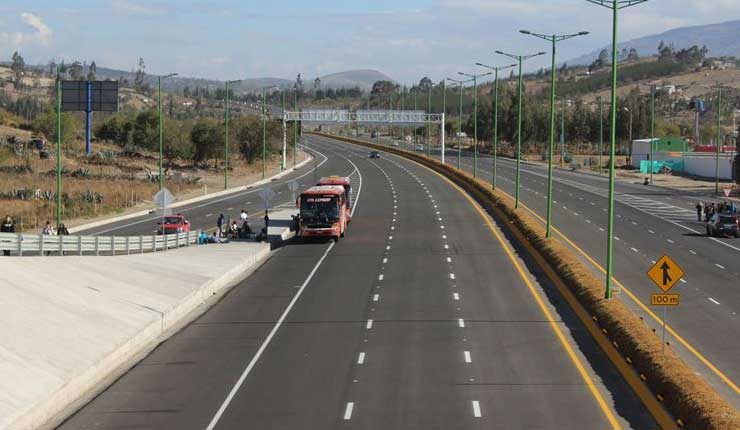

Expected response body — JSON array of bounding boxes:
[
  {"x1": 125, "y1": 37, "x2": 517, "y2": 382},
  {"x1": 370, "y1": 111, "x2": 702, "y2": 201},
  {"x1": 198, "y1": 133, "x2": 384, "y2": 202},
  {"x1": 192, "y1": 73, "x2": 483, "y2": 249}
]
[{"x1": 0, "y1": 230, "x2": 201, "y2": 256}]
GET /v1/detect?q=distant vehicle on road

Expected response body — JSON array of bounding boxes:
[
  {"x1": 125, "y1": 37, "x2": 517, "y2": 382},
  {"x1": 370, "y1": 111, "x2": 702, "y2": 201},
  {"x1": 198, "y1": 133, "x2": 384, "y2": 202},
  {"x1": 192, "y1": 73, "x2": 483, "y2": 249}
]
[
  {"x1": 706, "y1": 214, "x2": 739, "y2": 238},
  {"x1": 317, "y1": 176, "x2": 353, "y2": 221},
  {"x1": 415, "y1": 144, "x2": 424, "y2": 151},
  {"x1": 298, "y1": 185, "x2": 348, "y2": 241},
  {"x1": 391, "y1": 141, "x2": 400, "y2": 147},
  {"x1": 369, "y1": 151, "x2": 381, "y2": 159},
  {"x1": 157, "y1": 214, "x2": 191, "y2": 235}
]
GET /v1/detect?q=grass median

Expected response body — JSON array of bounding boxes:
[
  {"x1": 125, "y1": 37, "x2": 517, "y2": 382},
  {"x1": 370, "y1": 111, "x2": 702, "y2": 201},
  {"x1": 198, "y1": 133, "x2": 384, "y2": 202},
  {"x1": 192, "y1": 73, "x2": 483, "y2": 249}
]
[{"x1": 313, "y1": 132, "x2": 740, "y2": 430}]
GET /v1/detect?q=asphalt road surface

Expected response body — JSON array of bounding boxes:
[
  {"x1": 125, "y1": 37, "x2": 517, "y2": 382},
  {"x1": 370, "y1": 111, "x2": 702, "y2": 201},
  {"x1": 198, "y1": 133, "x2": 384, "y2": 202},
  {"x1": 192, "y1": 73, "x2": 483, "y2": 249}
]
[
  {"x1": 58, "y1": 135, "x2": 657, "y2": 430},
  {"x1": 401, "y1": 143, "x2": 740, "y2": 408}
]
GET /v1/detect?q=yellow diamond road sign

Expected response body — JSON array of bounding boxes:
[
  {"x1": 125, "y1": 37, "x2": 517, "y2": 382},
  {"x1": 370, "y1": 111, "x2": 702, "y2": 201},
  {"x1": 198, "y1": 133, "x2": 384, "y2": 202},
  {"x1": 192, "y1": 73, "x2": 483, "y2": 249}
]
[{"x1": 647, "y1": 255, "x2": 685, "y2": 293}]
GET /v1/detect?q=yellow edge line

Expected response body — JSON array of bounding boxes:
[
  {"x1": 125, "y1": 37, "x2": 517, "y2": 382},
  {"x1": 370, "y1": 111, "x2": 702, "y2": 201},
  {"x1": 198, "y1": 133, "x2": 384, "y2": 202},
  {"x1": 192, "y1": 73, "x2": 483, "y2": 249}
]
[
  {"x1": 447, "y1": 177, "x2": 622, "y2": 430},
  {"x1": 501, "y1": 189, "x2": 740, "y2": 398}
]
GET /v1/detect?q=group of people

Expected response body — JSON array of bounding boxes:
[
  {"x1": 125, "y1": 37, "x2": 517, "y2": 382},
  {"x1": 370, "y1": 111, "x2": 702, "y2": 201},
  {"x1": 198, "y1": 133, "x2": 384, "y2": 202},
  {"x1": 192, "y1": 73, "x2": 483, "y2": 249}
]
[
  {"x1": 1, "y1": 216, "x2": 71, "y2": 256},
  {"x1": 213, "y1": 209, "x2": 271, "y2": 242},
  {"x1": 696, "y1": 201, "x2": 738, "y2": 222}
]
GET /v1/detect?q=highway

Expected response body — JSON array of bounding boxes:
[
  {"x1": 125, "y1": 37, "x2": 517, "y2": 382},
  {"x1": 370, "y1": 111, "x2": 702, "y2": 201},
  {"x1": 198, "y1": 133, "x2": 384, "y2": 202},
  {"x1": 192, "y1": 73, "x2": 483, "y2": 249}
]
[
  {"x1": 408, "y1": 144, "x2": 740, "y2": 407},
  {"x1": 58, "y1": 135, "x2": 657, "y2": 429}
]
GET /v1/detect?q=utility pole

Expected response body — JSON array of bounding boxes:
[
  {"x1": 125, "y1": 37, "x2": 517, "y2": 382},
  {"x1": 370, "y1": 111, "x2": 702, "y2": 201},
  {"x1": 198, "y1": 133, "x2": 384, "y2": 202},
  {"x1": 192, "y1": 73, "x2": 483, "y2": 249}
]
[{"x1": 56, "y1": 66, "x2": 62, "y2": 226}]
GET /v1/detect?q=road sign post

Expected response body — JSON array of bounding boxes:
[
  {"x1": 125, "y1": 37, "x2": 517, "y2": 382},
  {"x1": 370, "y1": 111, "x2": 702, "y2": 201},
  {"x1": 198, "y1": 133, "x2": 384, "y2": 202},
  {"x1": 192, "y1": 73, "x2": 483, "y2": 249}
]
[
  {"x1": 288, "y1": 181, "x2": 299, "y2": 204},
  {"x1": 153, "y1": 187, "x2": 175, "y2": 235},
  {"x1": 648, "y1": 255, "x2": 684, "y2": 355}
]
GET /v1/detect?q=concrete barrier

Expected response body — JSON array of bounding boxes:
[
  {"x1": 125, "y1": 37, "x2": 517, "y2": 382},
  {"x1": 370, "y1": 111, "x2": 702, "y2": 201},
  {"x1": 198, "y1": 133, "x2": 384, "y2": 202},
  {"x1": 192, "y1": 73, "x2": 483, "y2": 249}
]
[
  {"x1": 315, "y1": 132, "x2": 740, "y2": 430},
  {"x1": 0, "y1": 242, "x2": 271, "y2": 430}
]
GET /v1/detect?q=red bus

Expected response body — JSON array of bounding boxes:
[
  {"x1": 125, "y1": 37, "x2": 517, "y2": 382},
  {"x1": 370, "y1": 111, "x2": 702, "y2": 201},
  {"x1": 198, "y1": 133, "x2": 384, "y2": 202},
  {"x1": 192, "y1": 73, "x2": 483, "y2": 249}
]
[
  {"x1": 298, "y1": 185, "x2": 348, "y2": 241},
  {"x1": 317, "y1": 176, "x2": 352, "y2": 221}
]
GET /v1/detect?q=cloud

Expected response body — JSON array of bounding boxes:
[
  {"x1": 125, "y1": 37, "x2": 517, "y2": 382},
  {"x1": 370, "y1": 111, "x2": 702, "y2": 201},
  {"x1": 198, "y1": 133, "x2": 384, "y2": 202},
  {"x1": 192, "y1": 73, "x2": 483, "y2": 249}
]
[
  {"x1": 110, "y1": 0, "x2": 166, "y2": 17},
  {"x1": 0, "y1": 12, "x2": 52, "y2": 47}
]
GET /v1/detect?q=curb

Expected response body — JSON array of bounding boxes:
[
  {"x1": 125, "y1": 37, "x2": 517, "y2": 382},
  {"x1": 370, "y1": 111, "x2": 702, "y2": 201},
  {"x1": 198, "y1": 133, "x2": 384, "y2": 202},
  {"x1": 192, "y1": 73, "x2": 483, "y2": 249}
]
[
  {"x1": 12, "y1": 244, "x2": 272, "y2": 430},
  {"x1": 68, "y1": 154, "x2": 313, "y2": 234}
]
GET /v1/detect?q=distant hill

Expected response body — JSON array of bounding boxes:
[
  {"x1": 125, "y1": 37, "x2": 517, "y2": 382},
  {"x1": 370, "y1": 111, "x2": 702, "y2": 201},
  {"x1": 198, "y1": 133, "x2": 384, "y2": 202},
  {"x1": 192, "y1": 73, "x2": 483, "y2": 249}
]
[
  {"x1": 65, "y1": 65, "x2": 393, "y2": 94},
  {"x1": 316, "y1": 69, "x2": 393, "y2": 91},
  {"x1": 568, "y1": 19, "x2": 740, "y2": 65}
]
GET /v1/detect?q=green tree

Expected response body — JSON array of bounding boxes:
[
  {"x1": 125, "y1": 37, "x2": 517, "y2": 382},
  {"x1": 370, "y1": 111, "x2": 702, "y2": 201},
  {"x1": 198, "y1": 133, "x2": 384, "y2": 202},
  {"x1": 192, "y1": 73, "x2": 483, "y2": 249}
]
[
  {"x1": 191, "y1": 118, "x2": 222, "y2": 163},
  {"x1": 11, "y1": 51, "x2": 25, "y2": 87},
  {"x1": 97, "y1": 115, "x2": 133, "y2": 146},
  {"x1": 131, "y1": 110, "x2": 158, "y2": 150},
  {"x1": 68, "y1": 61, "x2": 83, "y2": 80},
  {"x1": 32, "y1": 108, "x2": 78, "y2": 142}
]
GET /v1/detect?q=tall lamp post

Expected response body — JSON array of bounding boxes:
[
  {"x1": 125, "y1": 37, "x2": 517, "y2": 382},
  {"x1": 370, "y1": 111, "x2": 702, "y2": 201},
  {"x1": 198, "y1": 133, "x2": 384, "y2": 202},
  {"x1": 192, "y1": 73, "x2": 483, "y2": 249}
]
[
  {"x1": 458, "y1": 71, "x2": 492, "y2": 178},
  {"x1": 586, "y1": 0, "x2": 649, "y2": 299},
  {"x1": 261, "y1": 88, "x2": 267, "y2": 179},
  {"x1": 158, "y1": 73, "x2": 178, "y2": 189},
  {"x1": 55, "y1": 66, "x2": 62, "y2": 226},
  {"x1": 520, "y1": 30, "x2": 588, "y2": 238},
  {"x1": 293, "y1": 86, "x2": 298, "y2": 166},
  {"x1": 475, "y1": 62, "x2": 517, "y2": 190},
  {"x1": 224, "y1": 79, "x2": 241, "y2": 189},
  {"x1": 447, "y1": 77, "x2": 469, "y2": 170},
  {"x1": 714, "y1": 84, "x2": 724, "y2": 195},
  {"x1": 495, "y1": 49, "x2": 546, "y2": 208}
]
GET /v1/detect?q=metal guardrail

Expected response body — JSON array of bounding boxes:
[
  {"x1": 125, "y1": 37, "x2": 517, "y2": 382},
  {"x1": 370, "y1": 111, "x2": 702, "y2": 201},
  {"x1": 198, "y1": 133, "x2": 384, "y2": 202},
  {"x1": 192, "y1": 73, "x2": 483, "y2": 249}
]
[{"x1": 0, "y1": 230, "x2": 201, "y2": 256}]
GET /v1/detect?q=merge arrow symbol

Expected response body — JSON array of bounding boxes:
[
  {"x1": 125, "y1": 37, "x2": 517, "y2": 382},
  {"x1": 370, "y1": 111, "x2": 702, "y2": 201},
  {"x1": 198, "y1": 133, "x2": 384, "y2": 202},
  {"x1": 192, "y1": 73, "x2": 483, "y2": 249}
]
[{"x1": 660, "y1": 261, "x2": 672, "y2": 285}]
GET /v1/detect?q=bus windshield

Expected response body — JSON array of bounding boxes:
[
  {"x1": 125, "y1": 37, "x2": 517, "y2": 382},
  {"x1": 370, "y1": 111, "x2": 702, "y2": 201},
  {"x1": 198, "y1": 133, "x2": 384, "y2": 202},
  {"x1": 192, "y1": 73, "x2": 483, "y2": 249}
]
[{"x1": 301, "y1": 196, "x2": 340, "y2": 223}]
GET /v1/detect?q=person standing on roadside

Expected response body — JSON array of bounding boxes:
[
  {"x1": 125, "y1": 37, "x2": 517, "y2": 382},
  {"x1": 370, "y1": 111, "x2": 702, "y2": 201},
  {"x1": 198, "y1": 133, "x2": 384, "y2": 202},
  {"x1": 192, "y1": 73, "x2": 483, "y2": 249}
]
[
  {"x1": 216, "y1": 213, "x2": 225, "y2": 237},
  {"x1": 696, "y1": 202, "x2": 704, "y2": 222},
  {"x1": 1, "y1": 215, "x2": 15, "y2": 256},
  {"x1": 240, "y1": 209, "x2": 248, "y2": 222},
  {"x1": 41, "y1": 221, "x2": 55, "y2": 256}
]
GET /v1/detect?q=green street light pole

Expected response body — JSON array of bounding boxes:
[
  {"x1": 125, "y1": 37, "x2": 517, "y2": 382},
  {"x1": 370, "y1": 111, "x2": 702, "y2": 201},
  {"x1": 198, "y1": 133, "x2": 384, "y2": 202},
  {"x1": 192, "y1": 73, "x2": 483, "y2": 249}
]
[
  {"x1": 293, "y1": 87, "x2": 298, "y2": 166},
  {"x1": 56, "y1": 66, "x2": 62, "y2": 226},
  {"x1": 224, "y1": 79, "x2": 241, "y2": 189},
  {"x1": 459, "y1": 71, "x2": 492, "y2": 178},
  {"x1": 715, "y1": 84, "x2": 723, "y2": 194},
  {"x1": 427, "y1": 85, "x2": 432, "y2": 157},
  {"x1": 586, "y1": 0, "x2": 649, "y2": 299},
  {"x1": 442, "y1": 80, "x2": 446, "y2": 162},
  {"x1": 158, "y1": 73, "x2": 178, "y2": 189},
  {"x1": 520, "y1": 30, "x2": 589, "y2": 238},
  {"x1": 650, "y1": 85, "x2": 656, "y2": 185},
  {"x1": 476, "y1": 63, "x2": 517, "y2": 190},
  {"x1": 447, "y1": 77, "x2": 468, "y2": 170},
  {"x1": 262, "y1": 88, "x2": 267, "y2": 179},
  {"x1": 599, "y1": 97, "x2": 604, "y2": 176},
  {"x1": 496, "y1": 50, "x2": 546, "y2": 208}
]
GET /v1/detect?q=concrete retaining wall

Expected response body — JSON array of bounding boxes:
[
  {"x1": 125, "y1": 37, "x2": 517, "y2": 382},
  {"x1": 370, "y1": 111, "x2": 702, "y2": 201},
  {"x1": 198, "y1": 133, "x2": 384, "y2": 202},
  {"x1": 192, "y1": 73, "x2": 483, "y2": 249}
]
[{"x1": 0, "y1": 242, "x2": 271, "y2": 430}]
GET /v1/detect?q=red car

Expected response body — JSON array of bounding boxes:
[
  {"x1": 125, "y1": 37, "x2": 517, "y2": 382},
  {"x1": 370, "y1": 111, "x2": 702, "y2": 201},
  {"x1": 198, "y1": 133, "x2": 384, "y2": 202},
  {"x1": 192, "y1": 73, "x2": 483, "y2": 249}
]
[{"x1": 157, "y1": 215, "x2": 191, "y2": 234}]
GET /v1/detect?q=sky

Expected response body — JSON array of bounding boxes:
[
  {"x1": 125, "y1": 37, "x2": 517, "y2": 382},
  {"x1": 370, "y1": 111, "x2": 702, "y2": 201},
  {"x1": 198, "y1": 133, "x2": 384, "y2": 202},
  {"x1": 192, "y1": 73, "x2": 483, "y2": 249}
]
[{"x1": 1, "y1": 0, "x2": 740, "y2": 85}]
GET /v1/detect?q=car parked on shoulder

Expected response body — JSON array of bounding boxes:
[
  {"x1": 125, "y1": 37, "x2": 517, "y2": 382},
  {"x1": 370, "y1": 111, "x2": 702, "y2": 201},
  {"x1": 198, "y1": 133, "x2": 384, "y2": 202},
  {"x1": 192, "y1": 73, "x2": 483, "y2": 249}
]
[
  {"x1": 158, "y1": 214, "x2": 191, "y2": 235},
  {"x1": 706, "y1": 213, "x2": 740, "y2": 238}
]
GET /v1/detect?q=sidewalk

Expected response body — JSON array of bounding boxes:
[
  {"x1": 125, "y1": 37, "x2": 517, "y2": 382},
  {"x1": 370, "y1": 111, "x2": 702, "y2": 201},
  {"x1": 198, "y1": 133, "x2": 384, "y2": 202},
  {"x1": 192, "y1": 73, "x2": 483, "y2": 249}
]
[{"x1": 0, "y1": 242, "x2": 272, "y2": 430}]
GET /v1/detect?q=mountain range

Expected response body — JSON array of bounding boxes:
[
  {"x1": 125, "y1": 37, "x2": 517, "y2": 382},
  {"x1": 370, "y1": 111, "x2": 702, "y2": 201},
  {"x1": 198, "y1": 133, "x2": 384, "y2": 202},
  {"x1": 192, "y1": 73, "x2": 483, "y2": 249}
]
[
  {"x1": 568, "y1": 19, "x2": 740, "y2": 65},
  {"x1": 85, "y1": 67, "x2": 392, "y2": 94}
]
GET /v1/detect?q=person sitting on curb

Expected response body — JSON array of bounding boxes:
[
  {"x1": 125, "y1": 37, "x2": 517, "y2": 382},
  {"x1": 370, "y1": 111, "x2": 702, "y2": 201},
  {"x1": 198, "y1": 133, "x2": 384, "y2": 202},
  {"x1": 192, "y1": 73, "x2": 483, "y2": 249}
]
[
  {"x1": 1, "y1": 215, "x2": 15, "y2": 256},
  {"x1": 198, "y1": 230, "x2": 209, "y2": 245},
  {"x1": 229, "y1": 221, "x2": 239, "y2": 238}
]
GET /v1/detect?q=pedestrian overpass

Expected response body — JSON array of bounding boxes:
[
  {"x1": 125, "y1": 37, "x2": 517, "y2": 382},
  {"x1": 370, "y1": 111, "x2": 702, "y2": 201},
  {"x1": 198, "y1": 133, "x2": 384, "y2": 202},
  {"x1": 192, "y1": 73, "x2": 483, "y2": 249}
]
[{"x1": 281, "y1": 109, "x2": 448, "y2": 163}]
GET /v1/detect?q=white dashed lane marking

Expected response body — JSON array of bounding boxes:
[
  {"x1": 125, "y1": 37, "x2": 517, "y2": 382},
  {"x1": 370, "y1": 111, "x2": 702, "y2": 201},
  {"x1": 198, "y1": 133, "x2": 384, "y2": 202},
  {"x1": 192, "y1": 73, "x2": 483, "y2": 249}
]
[
  {"x1": 464, "y1": 351, "x2": 472, "y2": 363},
  {"x1": 709, "y1": 298, "x2": 721, "y2": 305},
  {"x1": 472, "y1": 401, "x2": 482, "y2": 418},
  {"x1": 366, "y1": 319, "x2": 373, "y2": 329},
  {"x1": 357, "y1": 352, "x2": 365, "y2": 365},
  {"x1": 343, "y1": 402, "x2": 354, "y2": 420}
]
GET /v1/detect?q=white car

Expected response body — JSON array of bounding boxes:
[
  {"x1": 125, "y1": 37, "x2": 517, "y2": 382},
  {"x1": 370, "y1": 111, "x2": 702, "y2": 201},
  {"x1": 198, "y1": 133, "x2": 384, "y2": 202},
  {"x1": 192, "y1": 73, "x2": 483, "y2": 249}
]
[
  {"x1": 416, "y1": 144, "x2": 424, "y2": 151},
  {"x1": 391, "y1": 141, "x2": 400, "y2": 147}
]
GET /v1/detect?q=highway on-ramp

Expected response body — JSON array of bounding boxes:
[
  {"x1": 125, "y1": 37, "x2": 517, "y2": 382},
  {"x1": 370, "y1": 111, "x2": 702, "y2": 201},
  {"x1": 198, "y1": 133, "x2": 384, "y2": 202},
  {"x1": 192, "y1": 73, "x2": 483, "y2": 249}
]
[{"x1": 58, "y1": 136, "x2": 657, "y2": 429}]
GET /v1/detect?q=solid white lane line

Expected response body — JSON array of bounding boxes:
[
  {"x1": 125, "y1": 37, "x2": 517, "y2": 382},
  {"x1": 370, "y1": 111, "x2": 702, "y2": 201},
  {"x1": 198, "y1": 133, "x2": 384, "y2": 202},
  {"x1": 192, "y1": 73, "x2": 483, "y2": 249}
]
[
  {"x1": 373, "y1": 294, "x2": 380, "y2": 302},
  {"x1": 458, "y1": 318, "x2": 465, "y2": 328},
  {"x1": 366, "y1": 319, "x2": 373, "y2": 329},
  {"x1": 472, "y1": 401, "x2": 482, "y2": 418},
  {"x1": 464, "y1": 351, "x2": 472, "y2": 363},
  {"x1": 344, "y1": 402, "x2": 354, "y2": 420},
  {"x1": 205, "y1": 242, "x2": 336, "y2": 430},
  {"x1": 709, "y1": 298, "x2": 721, "y2": 305},
  {"x1": 357, "y1": 352, "x2": 366, "y2": 364}
]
